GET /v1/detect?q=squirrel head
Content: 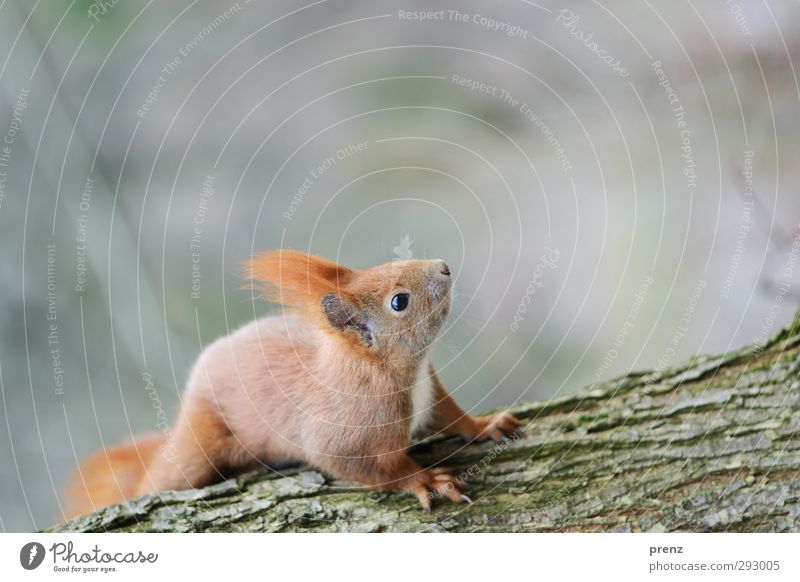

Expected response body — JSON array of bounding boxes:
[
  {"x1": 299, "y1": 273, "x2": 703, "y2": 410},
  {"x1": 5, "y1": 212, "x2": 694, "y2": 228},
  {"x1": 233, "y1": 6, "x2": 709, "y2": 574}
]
[{"x1": 244, "y1": 250, "x2": 452, "y2": 363}]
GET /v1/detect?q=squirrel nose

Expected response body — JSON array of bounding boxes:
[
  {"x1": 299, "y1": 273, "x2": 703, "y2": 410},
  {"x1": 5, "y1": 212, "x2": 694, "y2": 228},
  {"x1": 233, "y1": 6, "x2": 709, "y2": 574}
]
[{"x1": 439, "y1": 261, "x2": 451, "y2": 277}]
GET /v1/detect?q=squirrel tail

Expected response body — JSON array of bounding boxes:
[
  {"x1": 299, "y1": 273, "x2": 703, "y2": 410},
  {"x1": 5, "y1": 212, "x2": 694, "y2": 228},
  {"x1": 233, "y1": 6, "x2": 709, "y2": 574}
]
[{"x1": 64, "y1": 434, "x2": 166, "y2": 520}]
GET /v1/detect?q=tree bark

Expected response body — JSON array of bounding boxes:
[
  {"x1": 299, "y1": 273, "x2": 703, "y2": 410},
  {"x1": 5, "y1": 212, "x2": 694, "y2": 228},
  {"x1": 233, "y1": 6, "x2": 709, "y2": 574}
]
[{"x1": 50, "y1": 313, "x2": 800, "y2": 532}]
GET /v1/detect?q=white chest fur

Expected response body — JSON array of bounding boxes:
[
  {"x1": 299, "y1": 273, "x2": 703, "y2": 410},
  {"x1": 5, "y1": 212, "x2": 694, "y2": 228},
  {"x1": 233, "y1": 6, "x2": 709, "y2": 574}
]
[{"x1": 410, "y1": 358, "x2": 436, "y2": 435}]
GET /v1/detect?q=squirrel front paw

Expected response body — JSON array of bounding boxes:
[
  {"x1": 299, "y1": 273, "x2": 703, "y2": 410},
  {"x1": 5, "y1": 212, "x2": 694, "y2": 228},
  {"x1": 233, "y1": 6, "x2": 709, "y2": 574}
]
[
  {"x1": 461, "y1": 411, "x2": 523, "y2": 443},
  {"x1": 404, "y1": 466, "x2": 470, "y2": 511}
]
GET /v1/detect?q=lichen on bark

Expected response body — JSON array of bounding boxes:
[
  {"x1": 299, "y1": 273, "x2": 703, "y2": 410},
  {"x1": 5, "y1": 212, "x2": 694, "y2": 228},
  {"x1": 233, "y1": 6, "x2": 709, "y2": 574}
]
[{"x1": 49, "y1": 312, "x2": 800, "y2": 532}]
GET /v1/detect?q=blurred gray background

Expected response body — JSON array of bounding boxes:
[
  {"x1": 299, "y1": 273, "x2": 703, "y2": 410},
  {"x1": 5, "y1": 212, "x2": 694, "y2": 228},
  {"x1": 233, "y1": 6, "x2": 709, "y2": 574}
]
[{"x1": 1, "y1": 0, "x2": 799, "y2": 531}]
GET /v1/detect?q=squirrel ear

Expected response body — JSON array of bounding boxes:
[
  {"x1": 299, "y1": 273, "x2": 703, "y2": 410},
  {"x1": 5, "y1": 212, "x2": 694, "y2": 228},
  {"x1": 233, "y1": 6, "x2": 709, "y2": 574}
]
[
  {"x1": 243, "y1": 250, "x2": 352, "y2": 307},
  {"x1": 321, "y1": 294, "x2": 374, "y2": 346}
]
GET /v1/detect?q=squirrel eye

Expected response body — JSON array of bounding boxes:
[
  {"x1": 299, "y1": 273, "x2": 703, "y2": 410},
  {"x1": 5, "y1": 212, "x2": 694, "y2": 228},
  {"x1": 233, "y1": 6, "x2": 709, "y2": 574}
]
[{"x1": 390, "y1": 293, "x2": 409, "y2": 312}]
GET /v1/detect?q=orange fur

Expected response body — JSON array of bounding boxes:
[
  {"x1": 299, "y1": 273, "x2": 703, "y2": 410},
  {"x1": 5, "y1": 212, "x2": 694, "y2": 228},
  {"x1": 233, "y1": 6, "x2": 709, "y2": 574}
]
[
  {"x1": 65, "y1": 434, "x2": 165, "y2": 519},
  {"x1": 65, "y1": 250, "x2": 522, "y2": 519},
  {"x1": 244, "y1": 249, "x2": 353, "y2": 308}
]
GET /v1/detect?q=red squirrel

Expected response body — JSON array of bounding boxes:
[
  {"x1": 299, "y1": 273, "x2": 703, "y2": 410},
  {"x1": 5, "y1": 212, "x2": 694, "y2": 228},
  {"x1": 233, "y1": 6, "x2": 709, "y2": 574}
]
[{"x1": 65, "y1": 250, "x2": 521, "y2": 517}]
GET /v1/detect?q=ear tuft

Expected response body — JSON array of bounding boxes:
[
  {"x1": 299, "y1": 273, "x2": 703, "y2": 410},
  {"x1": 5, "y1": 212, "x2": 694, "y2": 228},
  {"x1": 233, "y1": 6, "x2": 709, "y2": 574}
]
[{"x1": 242, "y1": 249, "x2": 353, "y2": 308}]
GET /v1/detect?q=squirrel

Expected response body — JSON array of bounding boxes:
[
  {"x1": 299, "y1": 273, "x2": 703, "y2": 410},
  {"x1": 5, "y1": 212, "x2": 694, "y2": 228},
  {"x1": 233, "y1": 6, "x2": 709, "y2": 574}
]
[{"x1": 65, "y1": 250, "x2": 521, "y2": 518}]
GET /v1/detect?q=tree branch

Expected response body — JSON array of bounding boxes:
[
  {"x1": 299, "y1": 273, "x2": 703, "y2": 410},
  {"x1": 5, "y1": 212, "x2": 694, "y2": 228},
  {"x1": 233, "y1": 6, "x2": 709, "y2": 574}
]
[{"x1": 50, "y1": 313, "x2": 800, "y2": 532}]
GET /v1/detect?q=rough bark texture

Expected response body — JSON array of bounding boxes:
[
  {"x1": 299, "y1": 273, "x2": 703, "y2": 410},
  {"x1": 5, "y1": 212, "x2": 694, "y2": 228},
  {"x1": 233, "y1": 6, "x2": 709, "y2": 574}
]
[{"x1": 50, "y1": 314, "x2": 800, "y2": 533}]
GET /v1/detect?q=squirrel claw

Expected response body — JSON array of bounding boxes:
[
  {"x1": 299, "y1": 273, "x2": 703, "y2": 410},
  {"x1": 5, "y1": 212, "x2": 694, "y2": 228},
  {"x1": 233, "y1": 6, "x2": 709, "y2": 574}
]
[
  {"x1": 466, "y1": 411, "x2": 524, "y2": 443},
  {"x1": 408, "y1": 466, "x2": 468, "y2": 510}
]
